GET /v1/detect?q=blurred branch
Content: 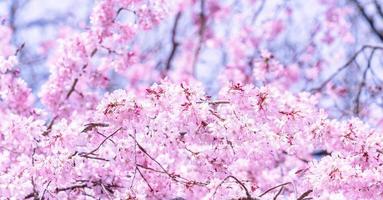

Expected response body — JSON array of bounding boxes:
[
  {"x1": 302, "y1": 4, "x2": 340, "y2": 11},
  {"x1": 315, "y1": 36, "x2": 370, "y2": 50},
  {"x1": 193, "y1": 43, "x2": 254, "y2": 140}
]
[
  {"x1": 192, "y1": 0, "x2": 207, "y2": 76},
  {"x1": 213, "y1": 175, "x2": 256, "y2": 200},
  {"x1": 374, "y1": 0, "x2": 383, "y2": 19},
  {"x1": 351, "y1": 0, "x2": 383, "y2": 42},
  {"x1": 163, "y1": 11, "x2": 182, "y2": 76},
  {"x1": 15, "y1": 42, "x2": 25, "y2": 56},
  {"x1": 311, "y1": 45, "x2": 383, "y2": 92},
  {"x1": 9, "y1": 0, "x2": 20, "y2": 32},
  {"x1": 353, "y1": 48, "x2": 376, "y2": 115},
  {"x1": 252, "y1": 0, "x2": 266, "y2": 24},
  {"x1": 19, "y1": 16, "x2": 70, "y2": 29},
  {"x1": 8, "y1": 0, "x2": 28, "y2": 32}
]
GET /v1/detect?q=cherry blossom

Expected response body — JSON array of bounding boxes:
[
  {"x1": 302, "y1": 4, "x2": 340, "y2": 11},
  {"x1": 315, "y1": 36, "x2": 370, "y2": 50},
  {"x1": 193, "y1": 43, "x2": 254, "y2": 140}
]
[{"x1": 1, "y1": 0, "x2": 383, "y2": 199}]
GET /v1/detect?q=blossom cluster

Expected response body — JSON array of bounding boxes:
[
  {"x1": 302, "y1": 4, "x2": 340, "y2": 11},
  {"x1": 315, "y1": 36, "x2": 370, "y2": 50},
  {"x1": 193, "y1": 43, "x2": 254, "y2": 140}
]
[
  {"x1": 1, "y1": 79, "x2": 382, "y2": 199},
  {"x1": 0, "y1": 0, "x2": 382, "y2": 199}
]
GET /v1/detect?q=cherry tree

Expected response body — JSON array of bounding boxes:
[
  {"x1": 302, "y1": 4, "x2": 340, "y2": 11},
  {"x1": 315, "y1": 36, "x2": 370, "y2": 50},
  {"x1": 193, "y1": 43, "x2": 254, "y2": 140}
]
[{"x1": 0, "y1": 0, "x2": 383, "y2": 199}]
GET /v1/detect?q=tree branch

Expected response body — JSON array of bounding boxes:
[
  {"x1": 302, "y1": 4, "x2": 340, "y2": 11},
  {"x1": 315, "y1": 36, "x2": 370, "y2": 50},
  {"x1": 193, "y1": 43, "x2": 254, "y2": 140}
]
[
  {"x1": 192, "y1": 0, "x2": 207, "y2": 76},
  {"x1": 66, "y1": 78, "x2": 79, "y2": 99},
  {"x1": 163, "y1": 12, "x2": 182, "y2": 75},
  {"x1": 259, "y1": 182, "x2": 291, "y2": 197},
  {"x1": 297, "y1": 189, "x2": 313, "y2": 200},
  {"x1": 213, "y1": 175, "x2": 256, "y2": 200},
  {"x1": 79, "y1": 127, "x2": 122, "y2": 157},
  {"x1": 374, "y1": 0, "x2": 383, "y2": 19},
  {"x1": 311, "y1": 45, "x2": 383, "y2": 92},
  {"x1": 351, "y1": 0, "x2": 383, "y2": 42},
  {"x1": 353, "y1": 48, "x2": 376, "y2": 115},
  {"x1": 252, "y1": 0, "x2": 266, "y2": 24},
  {"x1": 55, "y1": 184, "x2": 88, "y2": 193},
  {"x1": 42, "y1": 115, "x2": 58, "y2": 136}
]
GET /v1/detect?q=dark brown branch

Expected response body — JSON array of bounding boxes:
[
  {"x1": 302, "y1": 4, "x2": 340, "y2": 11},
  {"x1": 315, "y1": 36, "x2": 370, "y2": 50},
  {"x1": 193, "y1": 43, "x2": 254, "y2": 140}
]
[
  {"x1": 24, "y1": 177, "x2": 38, "y2": 199},
  {"x1": 40, "y1": 180, "x2": 51, "y2": 199},
  {"x1": 55, "y1": 184, "x2": 88, "y2": 193},
  {"x1": 351, "y1": 0, "x2": 383, "y2": 42},
  {"x1": 130, "y1": 134, "x2": 188, "y2": 180},
  {"x1": 282, "y1": 151, "x2": 309, "y2": 163},
  {"x1": 80, "y1": 127, "x2": 122, "y2": 156},
  {"x1": 259, "y1": 182, "x2": 291, "y2": 197},
  {"x1": 66, "y1": 49, "x2": 97, "y2": 100},
  {"x1": 68, "y1": 151, "x2": 78, "y2": 159},
  {"x1": 114, "y1": 7, "x2": 137, "y2": 23},
  {"x1": 136, "y1": 164, "x2": 168, "y2": 175},
  {"x1": 164, "y1": 12, "x2": 182, "y2": 74},
  {"x1": 100, "y1": 182, "x2": 113, "y2": 199},
  {"x1": 42, "y1": 115, "x2": 58, "y2": 136},
  {"x1": 24, "y1": 192, "x2": 38, "y2": 199},
  {"x1": 136, "y1": 166, "x2": 155, "y2": 192},
  {"x1": 273, "y1": 185, "x2": 284, "y2": 200},
  {"x1": 129, "y1": 132, "x2": 205, "y2": 187},
  {"x1": 136, "y1": 163, "x2": 203, "y2": 186},
  {"x1": 353, "y1": 48, "x2": 376, "y2": 115},
  {"x1": 42, "y1": 49, "x2": 97, "y2": 137},
  {"x1": 81, "y1": 123, "x2": 115, "y2": 144},
  {"x1": 81, "y1": 122, "x2": 110, "y2": 133},
  {"x1": 209, "y1": 109, "x2": 225, "y2": 121},
  {"x1": 31, "y1": 148, "x2": 36, "y2": 166},
  {"x1": 129, "y1": 133, "x2": 169, "y2": 175},
  {"x1": 66, "y1": 78, "x2": 79, "y2": 99},
  {"x1": 297, "y1": 189, "x2": 313, "y2": 200},
  {"x1": 79, "y1": 154, "x2": 110, "y2": 161},
  {"x1": 213, "y1": 175, "x2": 255, "y2": 200}
]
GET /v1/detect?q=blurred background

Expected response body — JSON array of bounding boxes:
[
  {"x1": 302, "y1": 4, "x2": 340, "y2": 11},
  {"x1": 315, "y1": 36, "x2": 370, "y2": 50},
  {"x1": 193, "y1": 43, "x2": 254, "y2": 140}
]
[{"x1": 1, "y1": 0, "x2": 383, "y2": 125}]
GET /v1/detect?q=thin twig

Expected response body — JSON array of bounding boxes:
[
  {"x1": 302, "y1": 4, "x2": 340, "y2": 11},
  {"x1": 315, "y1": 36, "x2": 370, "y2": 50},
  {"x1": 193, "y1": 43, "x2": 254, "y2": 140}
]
[
  {"x1": 79, "y1": 154, "x2": 110, "y2": 161},
  {"x1": 311, "y1": 45, "x2": 383, "y2": 92},
  {"x1": 353, "y1": 49, "x2": 376, "y2": 115},
  {"x1": 100, "y1": 182, "x2": 113, "y2": 200},
  {"x1": 213, "y1": 175, "x2": 255, "y2": 199},
  {"x1": 196, "y1": 100, "x2": 230, "y2": 105},
  {"x1": 55, "y1": 184, "x2": 88, "y2": 193},
  {"x1": 80, "y1": 127, "x2": 122, "y2": 156},
  {"x1": 273, "y1": 185, "x2": 284, "y2": 200},
  {"x1": 374, "y1": 0, "x2": 383, "y2": 18},
  {"x1": 15, "y1": 42, "x2": 25, "y2": 56},
  {"x1": 42, "y1": 115, "x2": 58, "y2": 136},
  {"x1": 129, "y1": 132, "x2": 205, "y2": 186},
  {"x1": 81, "y1": 122, "x2": 110, "y2": 133},
  {"x1": 296, "y1": 189, "x2": 313, "y2": 200},
  {"x1": 350, "y1": 0, "x2": 383, "y2": 42},
  {"x1": 136, "y1": 166, "x2": 155, "y2": 192},
  {"x1": 40, "y1": 180, "x2": 51, "y2": 199},
  {"x1": 252, "y1": 0, "x2": 266, "y2": 24},
  {"x1": 66, "y1": 78, "x2": 78, "y2": 99},
  {"x1": 259, "y1": 182, "x2": 291, "y2": 197}
]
